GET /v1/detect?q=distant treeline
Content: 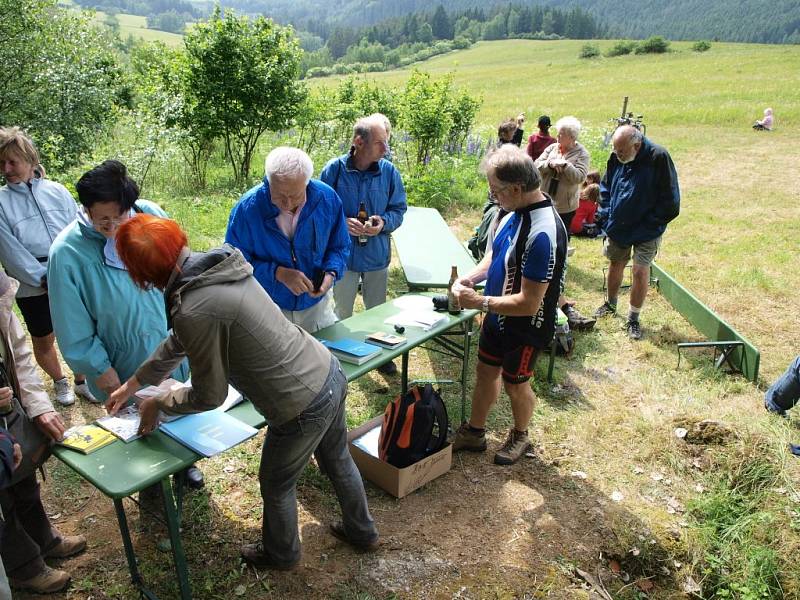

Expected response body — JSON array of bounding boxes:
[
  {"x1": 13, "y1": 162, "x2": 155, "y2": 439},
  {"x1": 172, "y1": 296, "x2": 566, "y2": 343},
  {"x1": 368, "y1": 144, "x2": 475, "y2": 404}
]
[
  {"x1": 216, "y1": 0, "x2": 800, "y2": 44},
  {"x1": 301, "y1": 4, "x2": 605, "y2": 77}
]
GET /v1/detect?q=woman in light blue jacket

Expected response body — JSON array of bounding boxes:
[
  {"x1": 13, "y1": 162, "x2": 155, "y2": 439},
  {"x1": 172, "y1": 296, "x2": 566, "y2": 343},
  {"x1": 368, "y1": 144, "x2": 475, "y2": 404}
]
[
  {"x1": 48, "y1": 160, "x2": 202, "y2": 490},
  {"x1": 0, "y1": 127, "x2": 94, "y2": 406}
]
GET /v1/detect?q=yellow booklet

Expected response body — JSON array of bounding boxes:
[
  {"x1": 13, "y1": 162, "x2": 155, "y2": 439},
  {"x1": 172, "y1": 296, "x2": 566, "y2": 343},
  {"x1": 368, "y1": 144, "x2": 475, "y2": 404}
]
[{"x1": 58, "y1": 424, "x2": 116, "y2": 454}]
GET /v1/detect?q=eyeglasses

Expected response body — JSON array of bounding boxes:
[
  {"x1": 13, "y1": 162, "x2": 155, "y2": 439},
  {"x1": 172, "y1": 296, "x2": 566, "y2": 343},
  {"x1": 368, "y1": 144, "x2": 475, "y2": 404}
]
[
  {"x1": 489, "y1": 183, "x2": 511, "y2": 201},
  {"x1": 90, "y1": 212, "x2": 129, "y2": 228}
]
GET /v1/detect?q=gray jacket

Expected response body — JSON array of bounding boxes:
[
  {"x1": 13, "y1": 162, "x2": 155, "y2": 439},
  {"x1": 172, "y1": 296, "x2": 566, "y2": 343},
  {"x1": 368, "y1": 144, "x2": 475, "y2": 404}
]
[
  {"x1": 534, "y1": 142, "x2": 590, "y2": 215},
  {"x1": 136, "y1": 246, "x2": 333, "y2": 426},
  {"x1": 0, "y1": 178, "x2": 77, "y2": 297}
]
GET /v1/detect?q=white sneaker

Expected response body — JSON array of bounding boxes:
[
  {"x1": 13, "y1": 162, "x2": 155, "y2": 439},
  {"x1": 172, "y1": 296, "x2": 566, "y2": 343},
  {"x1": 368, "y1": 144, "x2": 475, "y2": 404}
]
[
  {"x1": 54, "y1": 378, "x2": 75, "y2": 406},
  {"x1": 74, "y1": 381, "x2": 100, "y2": 404}
]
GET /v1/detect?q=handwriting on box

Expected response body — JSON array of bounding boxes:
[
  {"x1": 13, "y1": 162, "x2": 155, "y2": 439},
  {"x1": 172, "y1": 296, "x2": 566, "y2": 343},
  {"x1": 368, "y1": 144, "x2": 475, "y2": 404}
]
[{"x1": 408, "y1": 452, "x2": 447, "y2": 490}]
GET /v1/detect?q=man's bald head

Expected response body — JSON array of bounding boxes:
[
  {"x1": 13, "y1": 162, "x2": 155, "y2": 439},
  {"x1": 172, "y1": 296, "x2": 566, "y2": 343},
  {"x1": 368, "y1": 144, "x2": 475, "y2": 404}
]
[{"x1": 612, "y1": 125, "x2": 643, "y2": 164}]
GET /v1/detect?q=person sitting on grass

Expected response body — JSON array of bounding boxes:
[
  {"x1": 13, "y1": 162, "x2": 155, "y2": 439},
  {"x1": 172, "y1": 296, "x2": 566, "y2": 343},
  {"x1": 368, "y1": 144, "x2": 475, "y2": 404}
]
[
  {"x1": 570, "y1": 183, "x2": 601, "y2": 236},
  {"x1": 752, "y1": 107, "x2": 773, "y2": 131}
]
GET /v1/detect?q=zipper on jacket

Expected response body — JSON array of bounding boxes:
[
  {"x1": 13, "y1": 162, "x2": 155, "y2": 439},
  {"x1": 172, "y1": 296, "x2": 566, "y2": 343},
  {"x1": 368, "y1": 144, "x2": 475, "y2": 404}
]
[{"x1": 27, "y1": 184, "x2": 55, "y2": 244}]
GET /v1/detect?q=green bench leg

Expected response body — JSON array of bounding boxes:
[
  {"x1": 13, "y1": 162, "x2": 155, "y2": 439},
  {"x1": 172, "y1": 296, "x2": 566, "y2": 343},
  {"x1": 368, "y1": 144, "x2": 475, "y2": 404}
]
[{"x1": 160, "y1": 478, "x2": 192, "y2": 600}]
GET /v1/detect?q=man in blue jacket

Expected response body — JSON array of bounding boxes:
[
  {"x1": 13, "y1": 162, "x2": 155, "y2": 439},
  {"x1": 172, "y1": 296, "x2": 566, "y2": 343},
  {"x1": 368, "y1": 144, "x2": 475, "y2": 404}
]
[
  {"x1": 320, "y1": 115, "x2": 407, "y2": 373},
  {"x1": 594, "y1": 126, "x2": 680, "y2": 340},
  {"x1": 226, "y1": 147, "x2": 350, "y2": 333}
]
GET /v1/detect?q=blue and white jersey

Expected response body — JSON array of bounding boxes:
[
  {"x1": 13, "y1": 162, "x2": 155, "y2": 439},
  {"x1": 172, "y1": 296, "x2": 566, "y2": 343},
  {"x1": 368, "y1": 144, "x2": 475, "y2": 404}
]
[{"x1": 484, "y1": 196, "x2": 567, "y2": 348}]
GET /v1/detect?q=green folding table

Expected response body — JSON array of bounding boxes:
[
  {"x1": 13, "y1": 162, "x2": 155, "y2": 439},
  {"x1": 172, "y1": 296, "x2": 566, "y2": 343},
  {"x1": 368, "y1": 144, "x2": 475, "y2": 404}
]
[
  {"x1": 392, "y1": 206, "x2": 479, "y2": 290},
  {"x1": 53, "y1": 295, "x2": 476, "y2": 599}
]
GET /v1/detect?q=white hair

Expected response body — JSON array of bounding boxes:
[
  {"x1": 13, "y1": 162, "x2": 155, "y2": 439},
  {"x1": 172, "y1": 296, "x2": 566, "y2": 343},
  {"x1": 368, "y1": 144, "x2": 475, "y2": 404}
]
[
  {"x1": 264, "y1": 147, "x2": 313, "y2": 183},
  {"x1": 555, "y1": 116, "x2": 582, "y2": 140},
  {"x1": 353, "y1": 114, "x2": 389, "y2": 143}
]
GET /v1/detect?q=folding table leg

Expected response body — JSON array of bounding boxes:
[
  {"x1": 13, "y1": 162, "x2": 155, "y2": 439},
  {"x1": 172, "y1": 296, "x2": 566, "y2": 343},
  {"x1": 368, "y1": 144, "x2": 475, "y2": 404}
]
[
  {"x1": 160, "y1": 478, "x2": 192, "y2": 600},
  {"x1": 113, "y1": 498, "x2": 159, "y2": 600},
  {"x1": 460, "y1": 317, "x2": 474, "y2": 423},
  {"x1": 401, "y1": 352, "x2": 409, "y2": 394}
]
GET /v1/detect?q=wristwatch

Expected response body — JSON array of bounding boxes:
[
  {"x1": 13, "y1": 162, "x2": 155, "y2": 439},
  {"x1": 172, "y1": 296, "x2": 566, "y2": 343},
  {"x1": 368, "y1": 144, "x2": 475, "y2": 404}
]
[{"x1": 482, "y1": 296, "x2": 490, "y2": 313}]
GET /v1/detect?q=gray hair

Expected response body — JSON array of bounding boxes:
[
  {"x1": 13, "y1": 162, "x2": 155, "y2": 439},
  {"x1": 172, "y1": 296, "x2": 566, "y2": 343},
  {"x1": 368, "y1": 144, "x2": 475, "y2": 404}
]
[
  {"x1": 264, "y1": 147, "x2": 313, "y2": 183},
  {"x1": 481, "y1": 144, "x2": 541, "y2": 192},
  {"x1": 369, "y1": 113, "x2": 392, "y2": 136},
  {"x1": 353, "y1": 115, "x2": 389, "y2": 144},
  {"x1": 614, "y1": 124, "x2": 644, "y2": 145},
  {"x1": 555, "y1": 116, "x2": 581, "y2": 140}
]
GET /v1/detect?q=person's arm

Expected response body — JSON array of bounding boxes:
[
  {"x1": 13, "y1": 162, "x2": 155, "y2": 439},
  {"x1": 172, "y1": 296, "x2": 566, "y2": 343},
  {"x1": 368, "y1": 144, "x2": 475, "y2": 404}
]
[
  {"x1": 137, "y1": 317, "x2": 230, "y2": 415},
  {"x1": 0, "y1": 216, "x2": 47, "y2": 289},
  {"x1": 559, "y1": 146, "x2": 590, "y2": 185},
  {"x1": 652, "y1": 152, "x2": 681, "y2": 225},
  {"x1": 377, "y1": 167, "x2": 407, "y2": 234},
  {"x1": 459, "y1": 276, "x2": 549, "y2": 317},
  {"x1": 7, "y1": 309, "x2": 65, "y2": 440}
]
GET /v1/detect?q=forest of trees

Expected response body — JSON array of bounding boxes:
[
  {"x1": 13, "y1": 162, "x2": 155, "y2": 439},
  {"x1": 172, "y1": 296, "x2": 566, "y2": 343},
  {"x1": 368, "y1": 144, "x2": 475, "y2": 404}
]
[
  {"x1": 217, "y1": 0, "x2": 800, "y2": 45},
  {"x1": 301, "y1": 4, "x2": 605, "y2": 77}
]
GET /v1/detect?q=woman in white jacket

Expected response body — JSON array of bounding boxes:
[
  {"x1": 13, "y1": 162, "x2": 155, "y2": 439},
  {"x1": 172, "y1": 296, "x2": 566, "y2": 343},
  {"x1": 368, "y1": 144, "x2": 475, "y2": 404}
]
[{"x1": 0, "y1": 127, "x2": 96, "y2": 406}]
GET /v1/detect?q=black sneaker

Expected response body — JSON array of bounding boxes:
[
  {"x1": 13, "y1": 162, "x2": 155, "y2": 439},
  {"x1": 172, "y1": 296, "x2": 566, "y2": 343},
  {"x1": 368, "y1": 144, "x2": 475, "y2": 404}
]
[
  {"x1": 594, "y1": 301, "x2": 617, "y2": 318},
  {"x1": 626, "y1": 319, "x2": 642, "y2": 340},
  {"x1": 329, "y1": 522, "x2": 380, "y2": 552}
]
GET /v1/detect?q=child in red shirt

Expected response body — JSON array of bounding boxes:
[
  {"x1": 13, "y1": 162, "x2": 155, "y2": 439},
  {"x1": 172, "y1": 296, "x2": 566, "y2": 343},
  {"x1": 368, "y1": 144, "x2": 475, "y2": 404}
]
[{"x1": 571, "y1": 183, "x2": 600, "y2": 235}]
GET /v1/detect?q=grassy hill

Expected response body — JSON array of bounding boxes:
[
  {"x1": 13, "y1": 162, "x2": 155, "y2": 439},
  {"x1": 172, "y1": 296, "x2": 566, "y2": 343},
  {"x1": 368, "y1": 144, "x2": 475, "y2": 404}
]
[{"x1": 94, "y1": 10, "x2": 185, "y2": 45}]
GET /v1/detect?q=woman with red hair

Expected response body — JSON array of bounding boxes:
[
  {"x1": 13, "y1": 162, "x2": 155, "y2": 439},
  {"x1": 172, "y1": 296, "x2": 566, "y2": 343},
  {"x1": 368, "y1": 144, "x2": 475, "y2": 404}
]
[{"x1": 108, "y1": 215, "x2": 379, "y2": 570}]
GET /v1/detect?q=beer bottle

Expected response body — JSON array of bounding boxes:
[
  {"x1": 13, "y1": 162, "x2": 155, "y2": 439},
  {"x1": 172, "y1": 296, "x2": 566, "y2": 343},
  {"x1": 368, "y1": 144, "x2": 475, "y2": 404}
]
[
  {"x1": 447, "y1": 265, "x2": 461, "y2": 314},
  {"x1": 357, "y1": 201, "x2": 368, "y2": 247}
]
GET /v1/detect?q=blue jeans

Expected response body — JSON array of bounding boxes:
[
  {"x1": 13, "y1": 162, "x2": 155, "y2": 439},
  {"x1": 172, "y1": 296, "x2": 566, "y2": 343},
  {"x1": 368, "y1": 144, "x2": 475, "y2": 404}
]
[
  {"x1": 765, "y1": 355, "x2": 800, "y2": 415},
  {"x1": 259, "y1": 358, "x2": 377, "y2": 565}
]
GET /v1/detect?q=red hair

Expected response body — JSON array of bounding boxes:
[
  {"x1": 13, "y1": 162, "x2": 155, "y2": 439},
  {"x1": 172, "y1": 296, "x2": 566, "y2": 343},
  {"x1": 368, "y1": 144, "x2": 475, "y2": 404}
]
[{"x1": 116, "y1": 214, "x2": 187, "y2": 289}]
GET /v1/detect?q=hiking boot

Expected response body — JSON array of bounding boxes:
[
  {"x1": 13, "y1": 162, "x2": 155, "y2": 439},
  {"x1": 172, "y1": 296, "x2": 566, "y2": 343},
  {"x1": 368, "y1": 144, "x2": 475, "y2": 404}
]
[
  {"x1": 377, "y1": 360, "x2": 398, "y2": 375},
  {"x1": 54, "y1": 378, "x2": 74, "y2": 406},
  {"x1": 44, "y1": 535, "x2": 87, "y2": 559},
  {"x1": 184, "y1": 465, "x2": 205, "y2": 490},
  {"x1": 564, "y1": 305, "x2": 596, "y2": 331},
  {"x1": 240, "y1": 542, "x2": 298, "y2": 571},
  {"x1": 593, "y1": 301, "x2": 617, "y2": 319},
  {"x1": 451, "y1": 422, "x2": 487, "y2": 453},
  {"x1": 74, "y1": 381, "x2": 100, "y2": 404},
  {"x1": 493, "y1": 429, "x2": 532, "y2": 466},
  {"x1": 626, "y1": 319, "x2": 643, "y2": 340},
  {"x1": 10, "y1": 566, "x2": 71, "y2": 593},
  {"x1": 329, "y1": 521, "x2": 380, "y2": 552}
]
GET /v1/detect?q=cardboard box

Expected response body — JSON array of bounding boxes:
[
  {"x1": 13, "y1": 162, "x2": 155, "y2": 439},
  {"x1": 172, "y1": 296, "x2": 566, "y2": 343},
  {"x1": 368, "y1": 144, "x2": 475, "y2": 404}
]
[{"x1": 347, "y1": 416, "x2": 452, "y2": 498}]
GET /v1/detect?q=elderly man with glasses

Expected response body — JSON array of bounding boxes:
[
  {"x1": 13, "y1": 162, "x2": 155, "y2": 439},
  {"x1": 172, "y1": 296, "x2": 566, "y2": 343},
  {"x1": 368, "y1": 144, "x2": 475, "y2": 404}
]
[{"x1": 451, "y1": 145, "x2": 567, "y2": 466}]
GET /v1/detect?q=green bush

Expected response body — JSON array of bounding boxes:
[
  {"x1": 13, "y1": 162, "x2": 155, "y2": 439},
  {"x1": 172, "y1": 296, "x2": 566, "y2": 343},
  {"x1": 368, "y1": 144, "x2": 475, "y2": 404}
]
[
  {"x1": 579, "y1": 43, "x2": 600, "y2": 59},
  {"x1": 692, "y1": 40, "x2": 712, "y2": 52},
  {"x1": 605, "y1": 40, "x2": 637, "y2": 56},
  {"x1": 635, "y1": 35, "x2": 671, "y2": 54},
  {"x1": 404, "y1": 155, "x2": 485, "y2": 211}
]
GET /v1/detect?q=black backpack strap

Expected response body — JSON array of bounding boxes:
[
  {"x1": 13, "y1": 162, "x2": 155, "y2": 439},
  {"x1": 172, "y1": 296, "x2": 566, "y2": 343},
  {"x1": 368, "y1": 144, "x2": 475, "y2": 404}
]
[{"x1": 424, "y1": 384, "x2": 449, "y2": 453}]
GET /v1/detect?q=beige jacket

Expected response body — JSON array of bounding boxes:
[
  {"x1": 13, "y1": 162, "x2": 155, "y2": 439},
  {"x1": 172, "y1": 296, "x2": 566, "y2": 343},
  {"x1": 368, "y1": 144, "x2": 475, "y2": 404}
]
[
  {"x1": 136, "y1": 247, "x2": 333, "y2": 427},
  {"x1": 534, "y1": 141, "x2": 590, "y2": 214},
  {"x1": 0, "y1": 277, "x2": 53, "y2": 419}
]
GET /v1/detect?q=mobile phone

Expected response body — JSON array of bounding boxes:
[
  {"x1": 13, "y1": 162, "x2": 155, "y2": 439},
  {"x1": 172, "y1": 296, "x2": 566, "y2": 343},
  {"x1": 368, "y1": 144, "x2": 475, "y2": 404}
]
[{"x1": 312, "y1": 269, "x2": 324, "y2": 293}]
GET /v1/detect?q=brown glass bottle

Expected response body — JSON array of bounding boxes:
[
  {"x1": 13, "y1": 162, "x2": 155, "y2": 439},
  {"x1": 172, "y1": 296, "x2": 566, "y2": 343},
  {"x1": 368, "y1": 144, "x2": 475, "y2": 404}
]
[
  {"x1": 447, "y1": 265, "x2": 461, "y2": 314},
  {"x1": 357, "y1": 201, "x2": 368, "y2": 246}
]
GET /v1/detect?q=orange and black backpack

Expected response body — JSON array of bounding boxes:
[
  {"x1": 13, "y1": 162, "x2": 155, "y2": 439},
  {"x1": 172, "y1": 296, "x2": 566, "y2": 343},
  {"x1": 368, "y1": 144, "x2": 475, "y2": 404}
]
[{"x1": 378, "y1": 384, "x2": 449, "y2": 468}]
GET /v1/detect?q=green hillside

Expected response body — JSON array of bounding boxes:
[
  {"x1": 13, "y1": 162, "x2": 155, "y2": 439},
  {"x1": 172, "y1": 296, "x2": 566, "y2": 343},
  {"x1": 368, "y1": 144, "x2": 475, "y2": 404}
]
[{"x1": 94, "y1": 10, "x2": 185, "y2": 45}]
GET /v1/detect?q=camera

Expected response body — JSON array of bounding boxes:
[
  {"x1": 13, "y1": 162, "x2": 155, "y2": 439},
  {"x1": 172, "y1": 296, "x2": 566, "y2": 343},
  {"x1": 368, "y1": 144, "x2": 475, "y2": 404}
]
[{"x1": 432, "y1": 295, "x2": 448, "y2": 311}]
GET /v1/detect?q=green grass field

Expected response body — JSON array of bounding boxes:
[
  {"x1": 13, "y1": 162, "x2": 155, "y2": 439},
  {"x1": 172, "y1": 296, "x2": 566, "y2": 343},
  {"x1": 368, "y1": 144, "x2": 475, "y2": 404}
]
[
  {"x1": 26, "y1": 39, "x2": 800, "y2": 600},
  {"x1": 93, "y1": 11, "x2": 185, "y2": 46}
]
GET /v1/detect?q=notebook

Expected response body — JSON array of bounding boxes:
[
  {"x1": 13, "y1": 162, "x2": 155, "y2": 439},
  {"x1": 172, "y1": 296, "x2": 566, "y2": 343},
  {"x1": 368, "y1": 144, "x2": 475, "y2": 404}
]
[
  {"x1": 57, "y1": 424, "x2": 116, "y2": 454},
  {"x1": 365, "y1": 331, "x2": 407, "y2": 348},
  {"x1": 159, "y1": 410, "x2": 258, "y2": 457},
  {"x1": 320, "y1": 338, "x2": 383, "y2": 365}
]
